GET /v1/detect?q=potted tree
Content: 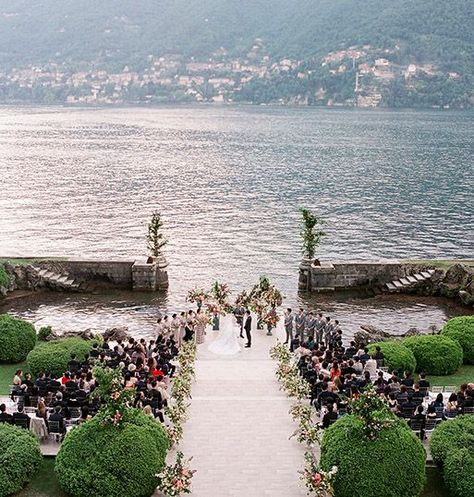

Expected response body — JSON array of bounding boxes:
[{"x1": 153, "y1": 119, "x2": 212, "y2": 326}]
[
  {"x1": 147, "y1": 211, "x2": 168, "y2": 264},
  {"x1": 300, "y1": 208, "x2": 326, "y2": 266}
]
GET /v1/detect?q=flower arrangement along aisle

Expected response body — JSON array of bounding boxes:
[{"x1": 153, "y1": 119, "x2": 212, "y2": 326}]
[
  {"x1": 209, "y1": 280, "x2": 233, "y2": 314},
  {"x1": 186, "y1": 287, "x2": 210, "y2": 308},
  {"x1": 300, "y1": 451, "x2": 337, "y2": 497},
  {"x1": 157, "y1": 451, "x2": 196, "y2": 497}
]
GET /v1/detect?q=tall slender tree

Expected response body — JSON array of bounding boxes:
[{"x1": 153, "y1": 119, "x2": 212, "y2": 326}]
[
  {"x1": 300, "y1": 208, "x2": 326, "y2": 260},
  {"x1": 147, "y1": 211, "x2": 168, "y2": 258}
]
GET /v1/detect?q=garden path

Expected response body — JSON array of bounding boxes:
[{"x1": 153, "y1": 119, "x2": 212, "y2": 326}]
[{"x1": 177, "y1": 324, "x2": 308, "y2": 497}]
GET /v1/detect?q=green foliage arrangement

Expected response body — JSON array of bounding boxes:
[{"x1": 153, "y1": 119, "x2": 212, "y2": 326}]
[
  {"x1": 441, "y1": 315, "x2": 474, "y2": 364},
  {"x1": 368, "y1": 341, "x2": 417, "y2": 374},
  {"x1": 0, "y1": 314, "x2": 36, "y2": 363},
  {"x1": 0, "y1": 424, "x2": 42, "y2": 497},
  {"x1": 299, "y1": 208, "x2": 326, "y2": 260},
  {"x1": 26, "y1": 337, "x2": 95, "y2": 377},
  {"x1": 37, "y1": 325, "x2": 53, "y2": 341},
  {"x1": 402, "y1": 335, "x2": 463, "y2": 375},
  {"x1": 430, "y1": 415, "x2": 474, "y2": 497},
  {"x1": 320, "y1": 415, "x2": 426, "y2": 497},
  {"x1": 0, "y1": 265, "x2": 9, "y2": 288},
  {"x1": 147, "y1": 210, "x2": 167, "y2": 258},
  {"x1": 430, "y1": 415, "x2": 474, "y2": 465},
  {"x1": 55, "y1": 412, "x2": 169, "y2": 497}
]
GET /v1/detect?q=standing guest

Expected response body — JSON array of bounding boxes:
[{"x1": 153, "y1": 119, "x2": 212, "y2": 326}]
[
  {"x1": 323, "y1": 317, "x2": 334, "y2": 346},
  {"x1": 244, "y1": 310, "x2": 252, "y2": 348},
  {"x1": 266, "y1": 305, "x2": 278, "y2": 336},
  {"x1": 179, "y1": 312, "x2": 187, "y2": 344},
  {"x1": 194, "y1": 308, "x2": 207, "y2": 344},
  {"x1": 184, "y1": 310, "x2": 195, "y2": 342},
  {"x1": 305, "y1": 312, "x2": 316, "y2": 340},
  {"x1": 284, "y1": 308, "x2": 294, "y2": 345},
  {"x1": 212, "y1": 311, "x2": 220, "y2": 331},
  {"x1": 321, "y1": 403, "x2": 338, "y2": 429},
  {"x1": 364, "y1": 354, "x2": 378, "y2": 380},
  {"x1": 374, "y1": 346, "x2": 385, "y2": 366},
  {"x1": 295, "y1": 308, "x2": 306, "y2": 342},
  {"x1": 156, "y1": 318, "x2": 164, "y2": 339},
  {"x1": 315, "y1": 313, "x2": 324, "y2": 345}
]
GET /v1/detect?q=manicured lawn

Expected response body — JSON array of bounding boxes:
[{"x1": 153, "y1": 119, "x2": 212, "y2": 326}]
[
  {"x1": 0, "y1": 361, "x2": 28, "y2": 395},
  {"x1": 421, "y1": 467, "x2": 448, "y2": 497},
  {"x1": 15, "y1": 457, "x2": 67, "y2": 497},
  {"x1": 428, "y1": 364, "x2": 474, "y2": 387}
]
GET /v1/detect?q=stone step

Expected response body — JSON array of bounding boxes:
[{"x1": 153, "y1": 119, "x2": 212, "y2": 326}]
[
  {"x1": 428, "y1": 269, "x2": 435, "y2": 275},
  {"x1": 393, "y1": 280, "x2": 404, "y2": 288},
  {"x1": 42, "y1": 270, "x2": 55, "y2": 279},
  {"x1": 37, "y1": 268, "x2": 49, "y2": 277},
  {"x1": 64, "y1": 279, "x2": 75, "y2": 286},
  {"x1": 48, "y1": 274, "x2": 62, "y2": 283},
  {"x1": 414, "y1": 273, "x2": 426, "y2": 281},
  {"x1": 399, "y1": 278, "x2": 411, "y2": 285},
  {"x1": 57, "y1": 275, "x2": 70, "y2": 284},
  {"x1": 421, "y1": 271, "x2": 433, "y2": 279},
  {"x1": 406, "y1": 276, "x2": 418, "y2": 284},
  {"x1": 385, "y1": 282, "x2": 398, "y2": 292}
]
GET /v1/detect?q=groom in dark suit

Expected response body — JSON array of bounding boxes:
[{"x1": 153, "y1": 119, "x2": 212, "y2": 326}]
[{"x1": 244, "y1": 310, "x2": 252, "y2": 348}]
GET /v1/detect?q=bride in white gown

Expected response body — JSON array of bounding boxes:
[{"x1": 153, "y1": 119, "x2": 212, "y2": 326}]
[{"x1": 208, "y1": 313, "x2": 242, "y2": 355}]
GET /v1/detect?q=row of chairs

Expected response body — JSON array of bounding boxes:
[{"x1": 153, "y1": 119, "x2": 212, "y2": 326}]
[{"x1": 431, "y1": 385, "x2": 457, "y2": 393}]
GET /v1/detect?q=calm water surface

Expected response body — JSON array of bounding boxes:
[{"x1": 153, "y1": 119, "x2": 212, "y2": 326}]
[{"x1": 0, "y1": 106, "x2": 473, "y2": 332}]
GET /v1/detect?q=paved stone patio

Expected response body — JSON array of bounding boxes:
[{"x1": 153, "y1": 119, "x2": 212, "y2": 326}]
[{"x1": 179, "y1": 325, "x2": 307, "y2": 497}]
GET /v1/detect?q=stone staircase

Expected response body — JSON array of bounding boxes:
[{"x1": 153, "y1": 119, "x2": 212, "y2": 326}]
[
  {"x1": 32, "y1": 266, "x2": 85, "y2": 292},
  {"x1": 384, "y1": 269, "x2": 436, "y2": 293}
]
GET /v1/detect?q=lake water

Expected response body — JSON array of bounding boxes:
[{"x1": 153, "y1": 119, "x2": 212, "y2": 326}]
[{"x1": 0, "y1": 106, "x2": 473, "y2": 334}]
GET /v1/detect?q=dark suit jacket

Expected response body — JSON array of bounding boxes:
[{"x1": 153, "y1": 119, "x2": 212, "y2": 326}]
[
  {"x1": 244, "y1": 315, "x2": 252, "y2": 332},
  {"x1": 12, "y1": 412, "x2": 30, "y2": 428},
  {"x1": 0, "y1": 412, "x2": 13, "y2": 424}
]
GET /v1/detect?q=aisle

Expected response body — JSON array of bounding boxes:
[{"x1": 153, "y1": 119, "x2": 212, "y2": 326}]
[{"x1": 179, "y1": 325, "x2": 307, "y2": 497}]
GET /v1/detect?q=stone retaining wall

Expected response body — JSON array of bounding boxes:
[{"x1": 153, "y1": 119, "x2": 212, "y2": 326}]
[{"x1": 299, "y1": 260, "x2": 412, "y2": 292}]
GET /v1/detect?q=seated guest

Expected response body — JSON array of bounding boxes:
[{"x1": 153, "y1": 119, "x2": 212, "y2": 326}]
[
  {"x1": 0, "y1": 403, "x2": 13, "y2": 424},
  {"x1": 12, "y1": 405, "x2": 30, "y2": 428},
  {"x1": 373, "y1": 345, "x2": 385, "y2": 366},
  {"x1": 321, "y1": 404, "x2": 338, "y2": 429},
  {"x1": 445, "y1": 393, "x2": 458, "y2": 413},
  {"x1": 426, "y1": 405, "x2": 438, "y2": 419},
  {"x1": 402, "y1": 371, "x2": 414, "y2": 388},
  {"x1": 48, "y1": 406, "x2": 66, "y2": 434},
  {"x1": 412, "y1": 383, "x2": 425, "y2": 404},
  {"x1": 78, "y1": 406, "x2": 90, "y2": 424},
  {"x1": 315, "y1": 382, "x2": 335, "y2": 411},
  {"x1": 418, "y1": 372, "x2": 430, "y2": 390},
  {"x1": 460, "y1": 391, "x2": 474, "y2": 412},
  {"x1": 89, "y1": 343, "x2": 100, "y2": 358}
]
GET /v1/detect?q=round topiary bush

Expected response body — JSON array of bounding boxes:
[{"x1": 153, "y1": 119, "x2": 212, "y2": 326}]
[
  {"x1": 27, "y1": 337, "x2": 95, "y2": 377},
  {"x1": 430, "y1": 414, "x2": 474, "y2": 465},
  {"x1": 402, "y1": 334, "x2": 463, "y2": 375},
  {"x1": 0, "y1": 423, "x2": 42, "y2": 497},
  {"x1": 37, "y1": 325, "x2": 53, "y2": 341},
  {"x1": 55, "y1": 412, "x2": 170, "y2": 497},
  {"x1": 430, "y1": 415, "x2": 474, "y2": 497},
  {"x1": 368, "y1": 341, "x2": 416, "y2": 374},
  {"x1": 0, "y1": 314, "x2": 36, "y2": 363},
  {"x1": 320, "y1": 415, "x2": 426, "y2": 497},
  {"x1": 443, "y1": 448, "x2": 474, "y2": 497},
  {"x1": 441, "y1": 315, "x2": 474, "y2": 364}
]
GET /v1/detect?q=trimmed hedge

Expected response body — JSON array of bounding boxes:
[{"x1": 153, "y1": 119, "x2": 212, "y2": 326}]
[
  {"x1": 402, "y1": 335, "x2": 463, "y2": 375},
  {"x1": 430, "y1": 416, "x2": 474, "y2": 497},
  {"x1": 441, "y1": 315, "x2": 474, "y2": 365},
  {"x1": 430, "y1": 415, "x2": 474, "y2": 465},
  {"x1": 0, "y1": 423, "x2": 42, "y2": 497},
  {"x1": 368, "y1": 341, "x2": 416, "y2": 374},
  {"x1": 27, "y1": 337, "x2": 95, "y2": 377},
  {"x1": 0, "y1": 265, "x2": 9, "y2": 288},
  {"x1": 0, "y1": 314, "x2": 37, "y2": 363},
  {"x1": 37, "y1": 326, "x2": 53, "y2": 341},
  {"x1": 55, "y1": 412, "x2": 169, "y2": 497},
  {"x1": 320, "y1": 415, "x2": 426, "y2": 497}
]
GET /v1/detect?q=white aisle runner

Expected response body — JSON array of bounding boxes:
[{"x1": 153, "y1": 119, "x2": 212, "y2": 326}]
[{"x1": 179, "y1": 326, "x2": 307, "y2": 497}]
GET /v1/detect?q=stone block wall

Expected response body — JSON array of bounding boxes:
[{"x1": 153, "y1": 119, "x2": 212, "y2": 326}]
[{"x1": 301, "y1": 260, "x2": 411, "y2": 292}]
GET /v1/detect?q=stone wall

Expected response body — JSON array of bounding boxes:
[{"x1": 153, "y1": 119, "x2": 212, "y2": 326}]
[{"x1": 300, "y1": 260, "x2": 411, "y2": 291}]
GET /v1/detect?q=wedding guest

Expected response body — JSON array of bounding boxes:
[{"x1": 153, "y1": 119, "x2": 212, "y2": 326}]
[
  {"x1": 295, "y1": 308, "x2": 306, "y2": 342},
  {"x1": 12, "y1": 405, "x2": 30, "y2": 428},
  {"x1": 284, "y1": 308, "x2": 294, "y2": 345},
  {"x1": 0, "y1": 404, "x2": 12, "y2": 424},
  {"x1": 321, "y1": 403, "x2": 338, "y2": 429}
]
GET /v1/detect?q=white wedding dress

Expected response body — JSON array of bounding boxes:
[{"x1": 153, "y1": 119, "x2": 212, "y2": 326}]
[{"x1": 208, "y1": 314, "x2": 242, "y2": 355}]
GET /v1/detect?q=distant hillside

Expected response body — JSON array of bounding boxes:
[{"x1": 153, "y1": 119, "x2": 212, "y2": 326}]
[
  {"x1": 0, "y1": 0, "x2": 473, "y2": 108},
  {"x1": 0, "y1": 0, "x2": 472, "y2": 71}
]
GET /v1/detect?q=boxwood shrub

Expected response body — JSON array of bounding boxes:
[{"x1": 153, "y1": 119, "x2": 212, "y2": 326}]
[
  {"x1": 430, "y1": 416, "x2": 474, "y2": 497},
  {"x1": 320, "y1": 415, "x2": 426, "y2": 497},
  {"x1": 441, "y1": 315, "x2": 474, "y2": 364},
  {"x1": 55, "y1": 411, "x2": 170, "y2": 497},
  {"x1": 402, "y1": 335, "x2": 463, "y2": 375},
  {"x1": 27, "y1": 337, "x2": 95, "y2": 377},
  {"x1": 0, "y1": 265, "x2": 9, "y2": 288},
  {"x1": 430, "y1": 415, "x2": 474, "y2": 465},
  {"x1": 368, "y1": 341, "x2": 416, "y2": 374},
  {"x1": 0, "y1": 424, "x2": 42, "y2": 497},
  {"x1": 0, "y1": 314, "x2": 37, "y2": 363}
]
